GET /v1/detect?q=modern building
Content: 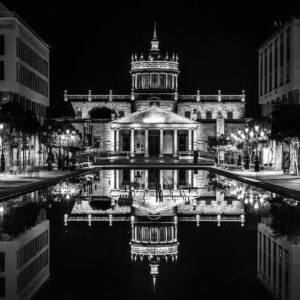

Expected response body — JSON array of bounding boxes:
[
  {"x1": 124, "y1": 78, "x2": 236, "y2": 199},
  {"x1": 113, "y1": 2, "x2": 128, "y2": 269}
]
[
  {"x1": 0, "y1": 206, "x2": 50, "y2": 300},
  {"x1": 64, "y1": 25, "x2": 246, "y2": 158},
  {"x1": 258, "y1": 18, "x2": 300, "y2": 117},
  {"x1": 257, "y1": 219, "x2": 300, "y2": 300},
  {"x1": 0, "y1": 2, "x2": 50, "y2": 170}
]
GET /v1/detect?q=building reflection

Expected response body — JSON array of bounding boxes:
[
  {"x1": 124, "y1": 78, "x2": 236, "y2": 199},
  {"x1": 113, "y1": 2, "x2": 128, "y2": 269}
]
[
  {"x1": 0, "y1": 196, "x2": 49, "y2": 300},
  {"x1": 63, "y1": 169, "x2": 246, "y2": 289},
  {"x1": 257, "y1": 218, "x2": 300, "y2": 300}
]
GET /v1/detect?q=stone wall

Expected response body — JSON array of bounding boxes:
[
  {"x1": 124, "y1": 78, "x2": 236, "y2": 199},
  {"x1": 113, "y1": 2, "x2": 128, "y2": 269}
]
[
  {"x1": 177, "y1": 102, "x2": 245, "y2": 119},
  {"x1": 71, "y1": 101, "x2": 132, "y2": 119}
]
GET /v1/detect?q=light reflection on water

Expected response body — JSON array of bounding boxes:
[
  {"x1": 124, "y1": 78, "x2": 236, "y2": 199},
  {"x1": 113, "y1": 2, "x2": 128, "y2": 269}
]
[{"x1": 0, "y1": 169, "x2": 300, "y2": 299}]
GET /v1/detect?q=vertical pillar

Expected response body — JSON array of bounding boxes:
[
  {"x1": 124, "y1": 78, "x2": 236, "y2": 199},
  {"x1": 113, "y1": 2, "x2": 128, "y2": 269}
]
[
  {"x1": 159, "y1": 170, "x2": 164, "y2": 189},
  {"x1": 116, "y1": 129, "x2": 120, "y2": 151},
  {"x1": 188, "y1": 130, "x2": 192, "y2": 152},
  {"x1": 193, "y1": 130, "x2": 197, "y2": 151},
  {"x1": 130, "y1": 169, "x2": 134, "y2": 183},
  {"x1": 188, "y1": 170, "x2": 193, "y2": 187},
  {"x1": 173, "y1": 130, "x2": 178, "y2": 157},
  {"x1": 159, "y1": 129, "x2": 164, "y2": 157},
  {"x1": 111, "y1": 170, "x2": 115, "y2": 190},
  {"x1": 130, "y1": 128, "x2": 135, "y2": 157},
  {"x1": 111, "y1": 128, "x2": 115, "y2": 152},
  {"x1": 144, "y1": 169, "x2": 149, "y2": 190},
  {"x1": 115, "y1": 170, "x2": 120, "y2": 190},
  {"x1": 144, "y1": 129, "x2": 149, "y2": 157},
  {"x1": 173, "y1": 169, "x2": 178, "y2": 190}
]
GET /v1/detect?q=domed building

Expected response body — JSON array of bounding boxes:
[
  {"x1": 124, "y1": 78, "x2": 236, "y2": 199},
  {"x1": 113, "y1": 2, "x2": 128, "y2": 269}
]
[{"x1": 64, "y1": 25, "x2": 246, "y2": 159}]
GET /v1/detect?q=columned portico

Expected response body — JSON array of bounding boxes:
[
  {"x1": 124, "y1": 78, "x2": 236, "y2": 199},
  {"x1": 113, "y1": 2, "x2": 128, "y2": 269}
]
[{"x1": 110, "y1": 106, "x2": 198, "y2": 159}]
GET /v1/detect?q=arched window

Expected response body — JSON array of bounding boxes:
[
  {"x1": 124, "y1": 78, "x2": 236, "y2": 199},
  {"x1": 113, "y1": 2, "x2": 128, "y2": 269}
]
[
  {"x1": 151, "y1": 74, "x2": 158, "y2": 89},
  {"x1": 119, "y1": 111, "x2": 124, "y2": 118},
  {"x1": 76, "y1": 110, "x2": 82, "y2": 118},
  {"x1": 137, "y1": 74, "x2": 142, "y2": 89},
  {"x1": 185, "y1": 111, "x2": 191, "y2": 119},
  {"x1": 218, "y1": 111, "x2": 223, "y2": 118},
  {"x1": 227, "y1": 111, "x2": 233, "y2": 119},
  {"x1": 206, "y1": 111, "x2": 212, "y2": 119},
  {"x1": 160, "y1": 74, "x2": 166, "y2": 88}
]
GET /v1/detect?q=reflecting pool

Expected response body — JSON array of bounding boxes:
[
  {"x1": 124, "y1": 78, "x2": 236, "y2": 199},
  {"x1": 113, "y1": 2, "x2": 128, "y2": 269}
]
[{"x1": 1, "y1": 169, "x2": 300, "y2": 299}]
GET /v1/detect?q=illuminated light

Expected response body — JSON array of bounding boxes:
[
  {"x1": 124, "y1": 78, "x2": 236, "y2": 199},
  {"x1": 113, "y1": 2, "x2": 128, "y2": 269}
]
[
  {"x1": 0, "y1": 204, "x2": 4, "y2": 214},
  {"x1": 259, "y1": 197, "x2": 264, "y2": 204},
  {"x1": 130, "y1": 159, "x2": 134, "y2": 163},
  {"x1": 249, "y1": 194, "x2": 254, "y2": 204},
  {"x1": 254, "y1": 202, "x2": 259, "y2": 209},
  {"x1": 0, "y1": 124, "x2": 3, "y2": 130},
  {"x1": 145, "y1": 159, "x2": 149, "y2": 162},
  {"x1": 254, "y1": 125, "x2": 259, "y2": 132},
  {"x1": 143, "y1": 115, "x2": 165, "y2": 123},
  {"x1": 249, "y1": 131, "x2": 254, "y2": 138},
  {"x1": 244, "y1": 199, "x2": 249, "y2": 204},
  {"x1": 245, "y1": 127, "x2": 249, "y2": 133},
  {"x1": 260, "y1": 131, "x2": 265, "y2": 137},
  {"x1": 66, "y1": 194, "x2": 70, "y2": 200}
]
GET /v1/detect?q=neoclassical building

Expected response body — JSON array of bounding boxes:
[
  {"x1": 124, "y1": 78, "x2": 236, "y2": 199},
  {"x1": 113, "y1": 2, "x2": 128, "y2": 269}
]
[{"x1": 64, "y1": 25, "x2": 246, "y2": 158}]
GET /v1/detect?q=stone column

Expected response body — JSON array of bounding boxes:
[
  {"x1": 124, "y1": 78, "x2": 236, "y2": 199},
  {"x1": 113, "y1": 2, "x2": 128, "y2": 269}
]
[
  {"x1": 130, "y1": 169, "x2": 135, "y2": 183},
  {"x1": 173, "y1": 130, "x2": 178, "y2": 157},
  {"x1": 173, "y1": 169, "x2": 178, "y2": 190},
  {"x1": 188, "y1": 170, "x2": 193, "y2": 186},
  {"x1": 111, "y1": 170, "x2": 115, "y2": 190},
  {"x1": 160, "y1": 170, "x2": 164, "y2": 189},
  {"x1": 116, "y1": 129, "x2": 120, "y2": 151},
  {"x1": 144, "y1": 129, "x2": 149, "y2": 157},
  {"x1": 144, "y1": 169, "x2": 149, "y2": 190},
  {"x1": 130, "y1": 128, "x2": 135, "y2": 157},
  {"x1": 188, "y1": 130, "x2": 193, "y2": 152},
  {"x1": 115, "y1": 170, "x2": 120, "y2": 190},
  {"x1": 159, "y1": 129, "x2": 164, "y2": 157},
  {"x1": 111, "y1": 128, "x2": 115, "y2": 152}
]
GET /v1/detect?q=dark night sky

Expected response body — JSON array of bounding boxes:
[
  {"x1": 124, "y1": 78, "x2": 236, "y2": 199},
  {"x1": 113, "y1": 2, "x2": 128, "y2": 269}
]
[{"x1": 3, "y1": 0, "x2": 300, "y2": 116}]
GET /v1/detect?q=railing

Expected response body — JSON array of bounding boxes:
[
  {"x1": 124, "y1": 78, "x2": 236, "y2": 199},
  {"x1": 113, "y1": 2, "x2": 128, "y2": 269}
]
[{"x1": 178, "y1": 151, "x2": 193, "y2": 156}]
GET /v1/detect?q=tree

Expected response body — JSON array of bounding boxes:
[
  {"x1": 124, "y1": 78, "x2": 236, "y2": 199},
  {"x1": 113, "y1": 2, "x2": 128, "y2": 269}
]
[
  {"x1": 0, "y1": 102, "x2": 40, "y2": 170},
  {"x1": 271, "y1": 104, "x2": 300, "y2": 175}
]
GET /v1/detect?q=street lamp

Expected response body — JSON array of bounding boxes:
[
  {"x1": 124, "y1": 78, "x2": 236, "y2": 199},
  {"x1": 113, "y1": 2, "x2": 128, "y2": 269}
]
[
  {"x1": 65, "y1": 129, "x2": 70, "y2": 165},
  {"x1": 254, "y1": 125, "x2": 260, "y2": 172},
  {"x1": 58, "y1": 129, "x2": 63, "y2": 169},
  {"x1": 0, "y1": 123, "x2": 5, "y2": 172}
]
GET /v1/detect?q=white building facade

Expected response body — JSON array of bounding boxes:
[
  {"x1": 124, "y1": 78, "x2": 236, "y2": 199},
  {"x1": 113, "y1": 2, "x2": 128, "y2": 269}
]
[{"x1": 65, "y1": 26, "x2": 246, "y2": 157}]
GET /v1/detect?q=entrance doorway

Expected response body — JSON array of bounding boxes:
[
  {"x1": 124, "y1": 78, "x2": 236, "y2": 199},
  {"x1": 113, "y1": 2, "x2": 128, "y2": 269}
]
[
  {"x1": 149, "y1": 130, "x2": 160, "y2": 156},
  {"x1": 178, "y1": 131, "x2": 187, "y2": 151},
  {"x1": 122, "y1": 131, "x2": 130, "y2": 151},
  {"x1": 148, "y1": 168, "x2": 159, "y2": 189}
]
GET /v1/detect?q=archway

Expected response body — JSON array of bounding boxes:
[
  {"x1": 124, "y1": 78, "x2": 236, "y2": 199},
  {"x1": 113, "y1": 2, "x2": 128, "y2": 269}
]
[{"x1": 89, "y1": 107, "x2": 116, "y2": 120}]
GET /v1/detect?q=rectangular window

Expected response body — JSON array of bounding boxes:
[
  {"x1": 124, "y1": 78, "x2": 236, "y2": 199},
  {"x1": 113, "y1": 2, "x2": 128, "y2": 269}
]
[
  {"x1": 269, "y1": 46, "x2": 272, "y2": 91},
  {"x1": 0, "y1": 277, "x2": 5, "y2": 297},
  {"x1": 0, "y1": 61, "x2": 4, "y2": 80},
  {"x1": 274, "y1": 40, "x2": 278, "y2": 88},
  {"x1": 264, "y1": 50, "x2": 268, "y2": 94},
  {"x1": 0, "y1": 253, "x2": 4, "y2": 272},
  {"x1": 259, "y1": 54, "x2": 263, "y2": 96},
  {"x1": 0, "y1": 35, "x2": 4, "y2": 55}
]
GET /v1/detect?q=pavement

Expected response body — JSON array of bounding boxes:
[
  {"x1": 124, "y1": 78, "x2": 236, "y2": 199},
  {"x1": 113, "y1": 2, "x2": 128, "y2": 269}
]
[
  {"x1": 0, "y1": 169, "x2": 92, "y2": 202},
  {"x1": 210, "y1": 167, "x2": 300, "y2": 200}
]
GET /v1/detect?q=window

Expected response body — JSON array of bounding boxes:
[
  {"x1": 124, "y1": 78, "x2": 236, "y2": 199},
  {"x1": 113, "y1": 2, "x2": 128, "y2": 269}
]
[
  {"x1": 185, "y1": 111, "x2": 191, "y2": 118},
  {"x1": 217, "y1": 111, "x2": 222, "y2": 118},
  {"x1": 160, "y1": 74, "x2": 166, "y2": 88},
  {"x1": 274, "y1": 40, "x2": 278, "y2": 88},
  {"x1": 119, "y1": 111, "x2": 124, "y2": 118},
  {"x1": 0, "y1": 61, "x2": 4, "y2": 80},
  {"x1": 151, "y1": 74, "x2": 158, "y2": 89},
  {"x1": 0, "y1": 35, "x2": 4, "y2": 55},
  {"x1": 197, "y1": 111, "x2": 201, "y2": 119},
  {"x1": 227, "y1": 111, "x2": 233, "y2": 119},
  {"x1": 0, "y1": 277, "x2": 5, "y2": 297},
  {"x1": 76, "y1": 111, "x2": 82, "y2": 118},
  {"x1": 206, "y1": 111, "x2": 212, "y2": 119},
  {"x1": 0, "y1": 253, "x2": 4, "y2": 272}
]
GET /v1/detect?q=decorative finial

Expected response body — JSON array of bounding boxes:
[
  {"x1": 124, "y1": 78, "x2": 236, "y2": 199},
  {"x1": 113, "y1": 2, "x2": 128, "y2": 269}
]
[{"x1": 153, "y1": 22, "x2": 157, "y2": 39}]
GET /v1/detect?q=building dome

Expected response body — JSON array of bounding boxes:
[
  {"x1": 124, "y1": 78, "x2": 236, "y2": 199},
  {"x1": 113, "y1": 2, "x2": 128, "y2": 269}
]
[{"x1": 130, "y1": 24, "x2": 179, "y2": 93}]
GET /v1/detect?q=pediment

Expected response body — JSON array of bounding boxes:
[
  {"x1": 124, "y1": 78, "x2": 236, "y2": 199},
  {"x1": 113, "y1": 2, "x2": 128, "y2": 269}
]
[{"x1": 110, "y1": 107, "x2": 198, "y2": 129}]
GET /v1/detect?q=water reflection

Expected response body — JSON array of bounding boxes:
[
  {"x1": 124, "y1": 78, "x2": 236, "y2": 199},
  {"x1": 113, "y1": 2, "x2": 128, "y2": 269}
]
[{"x1": 0, "y1": 169, "x2": 300, "y2": 299}]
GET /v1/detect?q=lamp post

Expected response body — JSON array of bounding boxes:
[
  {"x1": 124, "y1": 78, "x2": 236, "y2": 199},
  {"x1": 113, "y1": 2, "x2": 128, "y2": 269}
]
[
  {"x1": 58, "y1": 129, "x2": 63, "y2": 169},
  {"x1": 0, "y1": 123, "x2": 5, "y2": 172},
  {"x1": 65, "y1": 129, "x2": 70, "y2": 166}
]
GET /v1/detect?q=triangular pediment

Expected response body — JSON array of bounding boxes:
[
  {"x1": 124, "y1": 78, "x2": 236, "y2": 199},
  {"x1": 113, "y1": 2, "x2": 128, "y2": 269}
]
[{"x1": 110, "y1": 107, "x2": 198, "y2": 128}]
